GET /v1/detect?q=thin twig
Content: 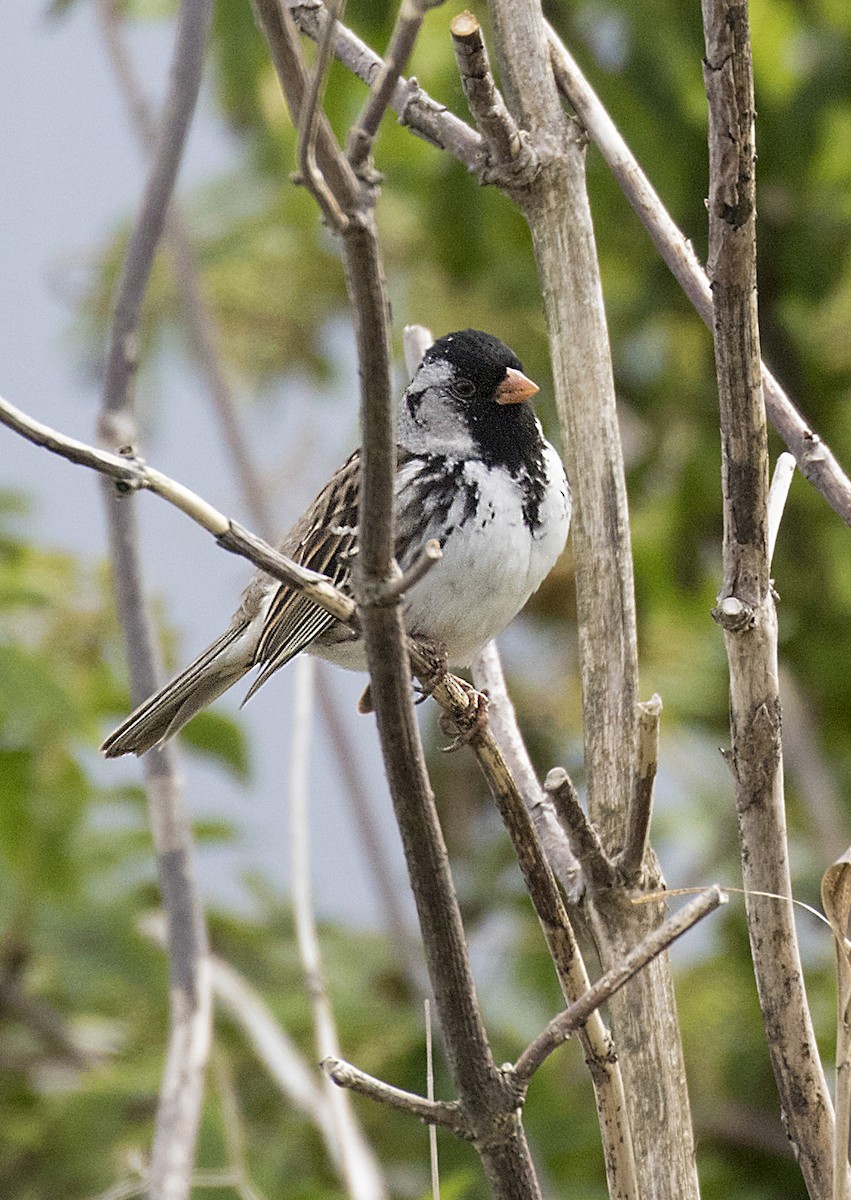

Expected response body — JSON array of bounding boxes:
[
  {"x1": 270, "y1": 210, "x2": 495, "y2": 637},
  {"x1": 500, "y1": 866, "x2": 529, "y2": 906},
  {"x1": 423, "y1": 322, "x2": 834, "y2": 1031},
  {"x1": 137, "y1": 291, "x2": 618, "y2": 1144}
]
[
  {"x1": 368, "y1": 539, "x2": 442, "y2": 605},
  {"x1": 702, "y1": 3, "x2": 838, "y2": 1193},
  {"x1": 544, "y1": 768, "x2": 616, "y2": 894},
  {"x1": 349, "y1": 0, "x2": 444, "y2": 173},
  {"x1": 97, "y1": 0, "x2": 276, "y2": 539},
  {"x1": 323, "y1": 1056, "x2": 470, "y2": 1135},
  {"x1": 513, "y1": 887, "x2": 727, "y2": 1087},
  {"x1": 251, "y1": 0, "x2": 360, "y2": 209},
  {"x1": 288, "y1": 657, "x2": 386, "y2": 1200},
  {"x1": 545, "y1": 22, "x2": 851, "y2": 530},
  {"x1": 297, "y1": 0, "x2": 350, "y2": 231},
  {"x1": 620, "y1": 695, "x2": 662, "y2": 883},
  {"x1": 0, "y1": 395, "x2": 357, "y2": 624},
  {"x1": 425, "y1": 999, "x2": 441, "y2": 1200},
  {"x1": 93, "y1": 2, "x2": 213, "y2": 1197}
]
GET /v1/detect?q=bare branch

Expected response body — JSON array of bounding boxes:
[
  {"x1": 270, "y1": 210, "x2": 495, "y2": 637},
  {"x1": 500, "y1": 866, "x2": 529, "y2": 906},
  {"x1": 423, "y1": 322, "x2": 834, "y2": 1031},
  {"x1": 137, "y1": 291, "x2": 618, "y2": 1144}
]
[
  {"x1": 702, "y1": 3, "x2": 838, "y2": 1193},
  {"x1": 97, "y1": 0, "x2": 276, "y2": 541},
  {"x1": 98, "y1": 0, "x2": 210, "y2": 428},
  {"x1": 620, "y1": 695, "x2": 662, "y2": 883},
  {"x1": 450, "y1": 11, "x2": 537, "y2": 186},
  {"x1": 250, "y1": 0, "x2": 360, "y2": 209},
  {"x1": 545, "y1": 22, "x2": 851, "y2": 530},
  {"x1": 297, "y1": 0, "x2": 351, "y2": 231},
  {"x1": 513, "y1": 887, "x2": 727, "y2": 1087},
  {"x1": 323, "y1": 1057, "x2": 470, "y2": 1136},
  {"x1": 484, "y1": 0, "x2": 696, "y2": 1189},
  {"x1": 366, "y1": 539, "x2": 442, "y2": 605},
  {"x1": 544, "y1": 768, "x2": 616, "y2": 894}
]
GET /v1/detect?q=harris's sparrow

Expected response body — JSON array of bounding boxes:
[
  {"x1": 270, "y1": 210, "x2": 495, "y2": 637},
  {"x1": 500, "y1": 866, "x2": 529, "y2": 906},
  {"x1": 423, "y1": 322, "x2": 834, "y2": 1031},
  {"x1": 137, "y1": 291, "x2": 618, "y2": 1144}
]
[{"x1": 101, "y1": 330, "x2": 571, "y2": 757}]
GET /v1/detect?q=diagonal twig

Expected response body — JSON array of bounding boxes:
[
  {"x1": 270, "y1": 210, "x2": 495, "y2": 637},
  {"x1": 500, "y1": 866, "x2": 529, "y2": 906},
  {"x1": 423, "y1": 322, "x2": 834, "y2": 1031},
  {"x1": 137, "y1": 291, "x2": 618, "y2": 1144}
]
[
  {"x1": 512, "y1": 887, "x2": 726, "y2": 1087},
  {"x1": 323, "y1": 1057, "x2": 469, "y2": 1135},
  {"x1": 449, "y1": 10, "x2": 537, "y2": 186}
]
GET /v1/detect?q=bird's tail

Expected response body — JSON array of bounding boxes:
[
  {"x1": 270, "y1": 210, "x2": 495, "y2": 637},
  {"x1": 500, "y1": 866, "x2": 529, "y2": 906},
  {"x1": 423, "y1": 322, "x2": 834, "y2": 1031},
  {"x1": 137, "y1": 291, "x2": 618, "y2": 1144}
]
[{"x1": 101, "y1": 624, "x2": 254, "y2": 758}]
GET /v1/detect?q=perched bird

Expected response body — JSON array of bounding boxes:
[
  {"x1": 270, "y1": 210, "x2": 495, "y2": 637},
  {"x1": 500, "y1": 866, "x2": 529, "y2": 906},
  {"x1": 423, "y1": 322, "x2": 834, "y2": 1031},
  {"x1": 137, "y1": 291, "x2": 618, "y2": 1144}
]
[{"x1": 101, "y1": 330, "x2": 571, "y2": 757}]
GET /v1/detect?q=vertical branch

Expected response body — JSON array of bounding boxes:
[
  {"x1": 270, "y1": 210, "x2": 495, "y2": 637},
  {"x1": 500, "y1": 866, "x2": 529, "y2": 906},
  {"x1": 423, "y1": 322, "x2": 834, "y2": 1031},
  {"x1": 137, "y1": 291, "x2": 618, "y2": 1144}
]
[
  {"x1": 95, "y1": 2, "x2": 213, "y2": 1198},
  {"x1": 702, "y1": 3, "x2": 838, "y2": 1195},
  {"x1": 479, "y1": 3, "x2": 699, "y2": 1195}
]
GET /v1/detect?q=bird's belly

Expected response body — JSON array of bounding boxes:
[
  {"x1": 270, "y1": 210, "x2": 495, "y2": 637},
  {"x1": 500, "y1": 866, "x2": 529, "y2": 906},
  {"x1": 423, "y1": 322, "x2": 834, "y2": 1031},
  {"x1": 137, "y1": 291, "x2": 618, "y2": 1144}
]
[{"x1": 401, "y1": 524, "x2": 545, "y2": 666}]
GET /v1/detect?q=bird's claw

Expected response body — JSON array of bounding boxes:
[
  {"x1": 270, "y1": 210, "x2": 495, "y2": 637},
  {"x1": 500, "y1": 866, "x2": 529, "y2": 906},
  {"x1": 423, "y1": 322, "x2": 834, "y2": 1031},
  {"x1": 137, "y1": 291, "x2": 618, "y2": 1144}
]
[{"x1": 440, "y1": 683, "x2": 489, "y2": 751}]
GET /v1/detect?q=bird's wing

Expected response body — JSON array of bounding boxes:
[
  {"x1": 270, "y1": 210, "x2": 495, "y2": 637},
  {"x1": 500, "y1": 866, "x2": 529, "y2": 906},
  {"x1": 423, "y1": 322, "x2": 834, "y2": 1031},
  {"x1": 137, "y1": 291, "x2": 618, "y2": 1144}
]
[{"x1": 244, "y1": 450, "x2": 361, "y2": 699}]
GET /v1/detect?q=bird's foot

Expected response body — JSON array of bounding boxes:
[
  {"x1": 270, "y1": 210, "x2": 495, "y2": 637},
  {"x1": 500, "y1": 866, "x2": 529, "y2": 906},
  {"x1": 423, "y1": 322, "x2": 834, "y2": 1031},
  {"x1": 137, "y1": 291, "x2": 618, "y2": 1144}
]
[
  {"x1": 355, "y1": 637, "x2": 448, "y2": 715},
  {"x1": 440, "y1": 681, "x2": 489, "y2": 751}
]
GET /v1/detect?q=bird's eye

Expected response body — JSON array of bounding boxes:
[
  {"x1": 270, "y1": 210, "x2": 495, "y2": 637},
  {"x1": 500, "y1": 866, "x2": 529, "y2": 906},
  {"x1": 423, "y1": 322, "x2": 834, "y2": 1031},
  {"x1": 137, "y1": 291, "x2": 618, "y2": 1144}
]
[{"x1": 451, "y1": 378, "x2": 476, "y2": 399}]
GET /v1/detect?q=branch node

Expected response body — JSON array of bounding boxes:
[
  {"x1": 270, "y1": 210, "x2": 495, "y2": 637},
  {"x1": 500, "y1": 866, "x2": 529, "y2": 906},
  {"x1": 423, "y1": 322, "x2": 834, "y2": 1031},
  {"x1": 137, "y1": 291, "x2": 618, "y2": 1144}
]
[{"x1": 711, "y1": 594, "x2": 755, "y2": 632}]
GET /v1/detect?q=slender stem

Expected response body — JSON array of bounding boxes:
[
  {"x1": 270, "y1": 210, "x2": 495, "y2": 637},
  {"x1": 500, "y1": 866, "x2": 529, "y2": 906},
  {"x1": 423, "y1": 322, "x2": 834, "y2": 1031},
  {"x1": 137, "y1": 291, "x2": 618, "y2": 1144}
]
[
  {"x1": 450, "y1": 10, "x2": 537, "y2": 186},
  {"x1": 472, "y1": 642, "x2": 580, "y2": 897},
  {"x1": 544, "y1": 768, "x2": 616, "y2": 894},
  {"x1": 702, "y1": 3, "x2": 838, "y2": 1194},
  {"x1": 351, "y1": 0, "x2": 442, "y2": 160},
  {"x1": 288, "y1": 0, "x2": 482, "y2": 168}
]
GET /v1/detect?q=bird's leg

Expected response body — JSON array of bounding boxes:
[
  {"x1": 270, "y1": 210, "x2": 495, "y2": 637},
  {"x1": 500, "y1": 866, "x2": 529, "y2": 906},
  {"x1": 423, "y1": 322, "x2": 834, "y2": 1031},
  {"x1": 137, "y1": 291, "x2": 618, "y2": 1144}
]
[
  {"x1": 356, "y1": 636, "x2": 448, "y2": 715},
  {"x1": 439, "y1": 680, "x2": 490, "y2": 752}
]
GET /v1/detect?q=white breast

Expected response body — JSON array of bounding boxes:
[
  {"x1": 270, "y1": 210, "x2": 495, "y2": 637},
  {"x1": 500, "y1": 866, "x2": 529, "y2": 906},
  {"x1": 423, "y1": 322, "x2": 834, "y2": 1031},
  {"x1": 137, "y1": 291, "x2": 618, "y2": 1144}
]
[{"x1": 399, "y1": 444, "x2": 570, "y2": 667}]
